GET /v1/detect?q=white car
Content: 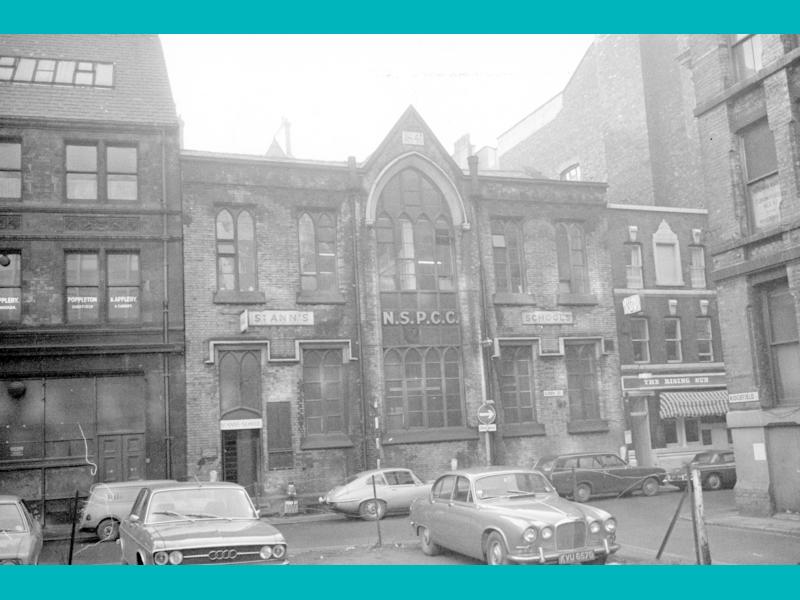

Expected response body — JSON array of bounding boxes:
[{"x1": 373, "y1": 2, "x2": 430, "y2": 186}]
[{"x1": 319, "y1": 468, "x2": 432, "y2": 520}]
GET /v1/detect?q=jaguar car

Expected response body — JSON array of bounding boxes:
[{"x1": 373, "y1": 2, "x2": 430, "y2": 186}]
[
  {"x1": 409, "y1": 467, "x2": 619, "y2": 565},
  {"x1": 0, "y1": 495, "x2": 43, "y2": 565},
  {"x1": 319, "y1": 467, "x2": 432, "y2": 520},
  {"x1": 118, "y1": 481, "x2": 287, "y2": 565}
]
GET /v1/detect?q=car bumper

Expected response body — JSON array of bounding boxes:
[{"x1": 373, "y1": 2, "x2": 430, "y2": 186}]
[
  {"x1": 508, "y1": 539, "x2": 620, "y2": 564},
  {"x1": 318, "y1": 498, "x2": 361, "y2": 515}
]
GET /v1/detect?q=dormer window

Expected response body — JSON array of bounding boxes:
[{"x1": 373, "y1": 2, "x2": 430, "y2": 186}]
[{"x1": 560, "y1": 164, "x2": 581, "y2": 181}]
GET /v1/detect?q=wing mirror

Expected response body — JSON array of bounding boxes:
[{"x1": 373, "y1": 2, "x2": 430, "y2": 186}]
[
  {"x1": 129, "y1": 514, "x2": 140, "y2": 523},
  {"x1": 255, "y1": 509, "x2": 262, "y2": 518}
]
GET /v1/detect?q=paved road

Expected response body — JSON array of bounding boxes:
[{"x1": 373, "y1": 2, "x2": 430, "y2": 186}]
[{"x1": 40, "y1": 487, "x2": 800, "y2": 565}]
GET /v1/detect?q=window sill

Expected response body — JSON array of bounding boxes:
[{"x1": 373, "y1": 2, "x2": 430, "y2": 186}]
[
  {"x1": 567, "y1": 419, "x2": 609, "y2": 434},
  {"x1": 382, "y1": 427, "x2": 479, "y2": 445},
  {"x1": 500, "y1": 422, "x2": 546, "y2": 438},
  {"x1": 296, "y1": 290, "x2": 346, "y2": 305},
  {"x1": 213, "y1": 290, "x2": 266, "y2": 304},
  {"x1": 557, "y1": 293, "x2": 597, "y2": 306},
  {"x1": 492, "y1": 292, "x2": 536, "y2": 306},
  {"x1": 300, "y1": 433, "x2": 354, "y2": 450}
]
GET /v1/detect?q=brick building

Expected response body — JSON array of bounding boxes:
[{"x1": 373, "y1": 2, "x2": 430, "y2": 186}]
[
  {"x1": 683, "y1": 34, "x2": 800, "y2": 515},
  {"x1": 497, "y1": 35, "x2": 729, "y2": 469},
  {"x1": 0, "y1": 35, "x2": 185, "y2": 524},
  {"x1": 182, "y1": 106, "x2": 623, "y2": 506}
]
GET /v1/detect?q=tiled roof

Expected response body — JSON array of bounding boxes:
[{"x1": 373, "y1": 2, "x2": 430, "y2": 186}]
[{"x1": 0, "y1": 34, "x2": 177, "y2": 126}]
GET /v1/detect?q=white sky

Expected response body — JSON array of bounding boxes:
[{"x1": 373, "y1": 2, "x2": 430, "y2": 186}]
[{"x1": 160, "y1": 34, "x2": 595, "y2": 162}]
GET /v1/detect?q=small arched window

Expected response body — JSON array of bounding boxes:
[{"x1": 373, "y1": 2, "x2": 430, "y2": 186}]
[
  {"x1": 219, "y1": 350, "x2": 261, "y2": 419},
  {"x1": 299, "y1": 212, "x2": 337, "y2": 292},
  {"x1": 216, "y1": 209, "x2": 257, "y2": 292},
  {"x1": 560, "y1": 164, "x2": 581, "y2": 181}
]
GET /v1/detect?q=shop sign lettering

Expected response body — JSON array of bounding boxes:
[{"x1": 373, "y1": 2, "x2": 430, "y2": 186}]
[
  {"x1": 241, "y1": 310, "x2": 314, "y2": 332},
  {"x1": 522, "y1": 311, "x2": 574, "y2": 325},
  {"x1": 382, "y1": 310, "x2": 458, "y2": 326},
  {"x1": 621, "y1": 372, "x2": 727, "y2": 391}
]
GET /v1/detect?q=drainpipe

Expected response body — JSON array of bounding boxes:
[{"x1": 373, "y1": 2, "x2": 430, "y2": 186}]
[
  {"x1": 348, "y1": 156, "x2": 370, "y2": 470},
  {"x1": 161, "y1": 128, "x2": 173, "y2": 478},
  {"x1": 468, "y1": 155, "x2": 496, "y2": 465}
]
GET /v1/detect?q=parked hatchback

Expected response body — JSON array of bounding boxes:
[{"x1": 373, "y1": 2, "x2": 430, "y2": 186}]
[
  {"x1": 534, "y1": 452, "x2": 666, "y2": 502},
  {"x1": 79, "y1": 479, "x2": 176, "y2": 541},
  {"x1": 665, "y1": 449, "x2": 736, "y2": 491},
  {"x1": 0, "y1": 495, "x2": 43, "y2": 565}
]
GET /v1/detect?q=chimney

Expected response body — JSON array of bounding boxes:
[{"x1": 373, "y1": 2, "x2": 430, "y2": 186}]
[
  {"x1": 453, "y1": 134, "x2": 473, "y2": 169},
  {"x1": 282, "y1": 117, "x2": 292, "y2": 157}
]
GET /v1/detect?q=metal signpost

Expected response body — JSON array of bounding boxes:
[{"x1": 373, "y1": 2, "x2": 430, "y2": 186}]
[{"x1": 477, "y1": 402, "x2": 497, "y2": 465}]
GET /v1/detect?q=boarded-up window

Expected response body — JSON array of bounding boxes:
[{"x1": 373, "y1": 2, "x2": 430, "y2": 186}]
[{"x1": 267, "y1": 402, "x2": 292, "y2": 470}]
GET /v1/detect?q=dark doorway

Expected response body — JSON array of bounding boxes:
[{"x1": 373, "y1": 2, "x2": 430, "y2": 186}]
[{"x1": 221, "y1": 429, "x2": 260, "y2": 497}]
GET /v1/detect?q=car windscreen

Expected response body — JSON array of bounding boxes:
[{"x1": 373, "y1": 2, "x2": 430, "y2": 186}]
[
  {"x1": 0, "y1": 503, "x2": 26, "y2": 533},
  {"x1": 145, "y1": 488, "x2": 256, "y2": 523},
  {"x1": 474, "y1": 472, "x2": 553, "y2": 500},
  {"x1": 692, "y1": 453, "x2": 715, "y2": 464}
]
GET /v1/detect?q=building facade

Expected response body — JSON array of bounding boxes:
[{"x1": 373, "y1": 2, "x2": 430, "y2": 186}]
[
  {"x1": 0, "y1": 35, "x2": 186, "y2": 525},
  {"x1": 181, "y1": 107, "x2": 624, "y2": 507},
  {"x1": 684, "y1": 34, "x2": 800, "y2": 515},
  {"x1": 497, "y1": 35, "x2": 730, "y2": 469}
]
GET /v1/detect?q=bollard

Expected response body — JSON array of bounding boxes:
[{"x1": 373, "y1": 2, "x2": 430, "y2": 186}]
[{"x1": 690, "y1": 466, "x2": 712, "y2": 565}]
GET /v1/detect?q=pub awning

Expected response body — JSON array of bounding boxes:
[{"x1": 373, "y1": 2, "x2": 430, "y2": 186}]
[{"x1": 659, "y1": 390, "x2": 729, "y2": 419}]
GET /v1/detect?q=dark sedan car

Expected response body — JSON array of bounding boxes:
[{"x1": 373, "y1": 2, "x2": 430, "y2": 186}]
[
  {"x1": 665, "y1": 449, "x2": 736, "y2": 491},
  {"x1": 534, "y1": 452, "x2": 666, "y2": 502}
]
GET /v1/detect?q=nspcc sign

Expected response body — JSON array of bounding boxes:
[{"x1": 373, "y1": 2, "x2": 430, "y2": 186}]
[{"x1": 382, "y1": 310, "x2": 458, "y2": 326}]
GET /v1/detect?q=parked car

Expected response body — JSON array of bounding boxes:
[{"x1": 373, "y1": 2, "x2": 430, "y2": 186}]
[
  {"x1": 79, "y1": 479, "x2": 176, "y2": 541},
  {"x1": 665, "y1": 449, "x2": 737, "y2": 491},
  {"x1": 319, "y1": 467, "x2": 432, "y2": 520},
  {"x1": 0, "y1": 495, "x2": 43, "y2": 565},
  {"x1": 409, "y1": 467, "x2": 619, "y2": 565},
  {"x1": 118, "y1": 481, "x2": 287, "y2": 565},
  {"x1": 534, "y1": 452, "x2": 666, "y2": 502}
]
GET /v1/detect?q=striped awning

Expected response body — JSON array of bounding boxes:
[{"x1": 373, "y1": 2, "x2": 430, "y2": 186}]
[{"x1": 659, "y1": 390, "x2": 729, "y2": 419}]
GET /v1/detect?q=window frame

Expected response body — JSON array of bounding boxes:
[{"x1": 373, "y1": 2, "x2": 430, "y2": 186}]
[
  {"x1": 739, "y1": 119, "x2": 781, "y2": 232},
  {"x1": 497, "y1": 344, "x2": 537, "y2": 424},
  {"x1": 215, "y1": 208, "x2": 257, "y2": 293},
  {"x1": 65, "y1": 143, "x2": 99, "y2": 201},
  {"x1": 664, "y1": 317, "x2": 683, "y2": 363},
  {"x1": 730, "y1": 34, "x2": 763, "y2": 81},
  {"x1": 64, "y1": 250, "x2": 142, "y2": 325},
  {"x1": 106, "y1": 145, "x2": 138, "y2": 201},
  {"x1": 302, "y1": 348, "x2": 346, "y2": 436},
  {"x1": 0, "y1": 140, "x2": 22, "y2": 200},
  {"x1": 630, "y1": 317, "x2": 651, "y2": 363},
  {"x1": 565, "y1": 342, "x2": 601, "y2": 422},
  {"x1": 556, "y1": 222, "x2": 589, "y2": 295},
  {"x1": 106, "y1": 251, "x2": 141, "y2": 323},
  {"x1": 625, "y1": 243, "x2": 644, "y2": 289},
  {"x1": 696, "y1": 317, "x2": 714, "y2": 362},
  {"x1": 689, "y1": 246, "x2": 707, "y2": 289},
  {"x1": 760, "y1": 279, "x2": 800, "y2": 406},
  {"x1": 652, "y1": 220, "x2": 684, "y2": 286},
  {"x1": 491, "y1": 219, "x2": 526, "y2": 295},
  {"x1": 559, "y1": 164, "x2": 581, "y2": 181},
  {"x1": 0, "y1": 55, "x2": 114, "y2": 87},
  {"x1": 298, "y1": 211, "x2": 338, "y2": 293}
]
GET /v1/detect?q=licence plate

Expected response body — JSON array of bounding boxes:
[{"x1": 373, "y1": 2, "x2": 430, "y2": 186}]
[{"x1": 557, "y1": 550, "x2": 595, "y2": 564}]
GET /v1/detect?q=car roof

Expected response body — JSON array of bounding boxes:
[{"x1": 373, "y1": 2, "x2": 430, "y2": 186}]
[
  {"x1": 542, "y1": 452, "x2": 618, "y2": 460},
  {"x1": 0, "y1": 494, "x2": 23, "y2": 503},
  {"x1": 144, "y1": 481, "x2": 247, "y2": 492},
  {"x1": 353, "y1": 467, "x2": 415, "y2": 477},
  {"x1": 435, "y1": 466, "x2": 545, "y2": 479},
  {"x1": 90, "y1": 479, "x2": 176, "y2": 490},
  {"x1": 694, "y1": 449, "x2": 733, "y2": 456}
]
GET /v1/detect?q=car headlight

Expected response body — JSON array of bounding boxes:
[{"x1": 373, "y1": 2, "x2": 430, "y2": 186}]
[
  {"x1": 153, "y1": 551, "x2": 169, "y2": 565},
  {"x1": 272, "y1": 544, "x2": 287, "y2": 559},
  {"x1": 522, "y1": 527, "x2": 538, "y2": 543},
  {"x1": 260, "y1": 545, "x2": 273, "y2": 559},
  {"x1": 540, "y1": 526, "x2": 553, "y2": 540},
  {"x1": 168, "y1": 550, "x2": 183, "y2": 565},
  {"x1": 604, "y1": 518, "x2": 617, "y2": 533},
  {"x1": 589, "y1": 521, "x2": 602, "y2": 534}
]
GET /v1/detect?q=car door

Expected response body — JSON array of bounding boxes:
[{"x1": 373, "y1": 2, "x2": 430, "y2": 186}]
[
  {"x1": 577, "y1": 455, "x2": 609, "y2": 493},
  {"x1": 383, "y1": 469, "x2": 419, "y2": 512},
  {"x1": 445, "y1": 476, "x2": 483, "y2": 559},
  {"x1": 550, "y1": 457, "x2": 577, "y2": 495},
  {"x1": 596, "y1": 454, "x2": 634, "y2": 494},
  {"x1": 720, "y1": 452, "x2": 737, "y2": 487},
  {"x1": 21, "y1": 501, "x2": 42, "y2": 564},
  {"x1": 427, "y1": 475, "x2": 456, "y2": 550},
  {"x1": 119, "y1": 488, "x2": 150, "y2": 564}
]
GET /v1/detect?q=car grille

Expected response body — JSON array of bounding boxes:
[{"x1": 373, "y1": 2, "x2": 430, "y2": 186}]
[
  {"x1": 555, "y1": 521, "x2": 587, "y2": 551},
  {"x1": 180, "y1": 545, "x2": 269, "y2": 565}
]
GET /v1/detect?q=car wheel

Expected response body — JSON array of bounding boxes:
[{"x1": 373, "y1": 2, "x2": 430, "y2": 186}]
[
  {"x1": 584, "y1": 555, "x2": 607, "y2": 565},
  {"x1": 704, "y1": 473, "x2": 723, "y2": 491},
  {"x1": 97, "y1": 518, "x2": 119, "y2": 541},
  {"x1": 574, "y1": 483, "x2": 592, "y2": 503},
  {"x1": 358, "y1": 499, "x2": 386, "y2": 520},
  {"x1": 485, "y1": 532, "x2": 509, "y2": 565},
  {"x1": 641, "y1": 477, "x2": 660, "y2": 497},
  {"x1": 419, "y1": 526, "x2": 441, "y2": 556},
  {"x1": 672, "y1": 482, "x2": 687, "y2": 491}
]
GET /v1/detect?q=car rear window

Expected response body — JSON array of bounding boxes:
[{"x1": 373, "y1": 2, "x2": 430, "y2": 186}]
[{"x1": 535, "y1": 458, "x2": 555, "y2": 471}]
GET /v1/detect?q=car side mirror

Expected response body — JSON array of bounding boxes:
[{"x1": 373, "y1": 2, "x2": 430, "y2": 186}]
[
  {"x1": 129, "y1": 514, "x2": 140, "y2": 523},
  {"x1": 255, "y1": 509, "x2": 262, "y2": 518}
]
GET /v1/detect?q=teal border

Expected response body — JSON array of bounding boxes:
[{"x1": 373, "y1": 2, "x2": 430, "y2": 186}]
[
  {"x1": 1, "y1": 0, "x2": 799, "y2": 32},
  {"x1": 3, "y1": 3, "x2": 800, "y2": 597}
]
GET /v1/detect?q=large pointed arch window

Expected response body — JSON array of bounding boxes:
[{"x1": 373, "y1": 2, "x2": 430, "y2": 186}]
[
  {"x1": 377, "y1": 167, "x2": 464, "y2": 432},
  {"x1": 299, "y1": 212, "x2": 337, "y2": 292},
  {"x1": 556, "y1": 223, "x2": 589, "y2": 295},
  {"x1": 216, "y1": 209, "x2": 256, "y2": 292},
  {"x1": 219, "y1": 349, "x2": 261, "y2": 419}
]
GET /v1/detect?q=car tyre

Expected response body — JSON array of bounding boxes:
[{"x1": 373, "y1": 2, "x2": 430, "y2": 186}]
[
  {"x1": 671, "y1": 482, "x2": 687, "y2": 491},
  {"x1": 419, "y1": 526, "x2": 441, "y2": 556},
  {"x1": 97, "y1": 518, "x2": 119, "y2": 541},
  {"x1": 485, "y1": 532, "x2": 509, "y2": 565},
  {"x1": 574, "y1": 483, "x2": 592, "y2": 503},
  {"x1": 584, "y1": 555, "x2": 608, "y2": 565},
  {"x1": 641, "y1": 477, "x2": 659, "y2": 497},
  {"x1": 704, "y1": 473, "x2": 723, "y2": 491},
  {"x1": 358, "y1": 499, "x2": 386, "y2": 520}
]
